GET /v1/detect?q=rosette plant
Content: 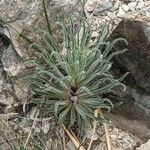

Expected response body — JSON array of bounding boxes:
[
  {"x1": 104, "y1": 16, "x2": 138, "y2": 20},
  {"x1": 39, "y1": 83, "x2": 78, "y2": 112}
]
[
  {"x1": 28, "y1": 17, "x2": 127, "y2": 126},
  {"x1": 17, "y1": 0, "x2": 126, "y2": 128}
]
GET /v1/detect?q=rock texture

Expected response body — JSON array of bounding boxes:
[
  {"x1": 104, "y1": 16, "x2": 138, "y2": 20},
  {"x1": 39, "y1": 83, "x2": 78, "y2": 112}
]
[
  {"x1": 0, "y1": 23, "x2": 31, "y2": 113},
  {"x1": 0, "y1": 0, "x2": 79, "y2": 110},
  {"x1": 107, "y1": 19, "x2": 150, "y2": 140},
  {"x1": 84, "y1": 0, "x2": 150, "y2": 34},
  {"x1": 0, "y1": 0, "x2": 150, "y2": 149},
  {"x1": 136, "y1": 139, "x2": 150, "y2": 150},
  {"x1": 0, "y1": 0, "x2": 41, "y2": 27}
]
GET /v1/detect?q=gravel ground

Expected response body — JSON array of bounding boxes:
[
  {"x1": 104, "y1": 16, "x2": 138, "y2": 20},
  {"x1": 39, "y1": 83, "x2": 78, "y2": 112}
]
[
  {"x1": 84, "y1": 123, "x2": 142, "y2": 150},
  {"x1": 84, "y1": 0, "x2": 150, "y2": 35}
]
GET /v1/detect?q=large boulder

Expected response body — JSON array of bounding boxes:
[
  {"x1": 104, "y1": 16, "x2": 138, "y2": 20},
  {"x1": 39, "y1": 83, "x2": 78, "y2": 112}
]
[
  {"x1": 0, "y1": 24, "x2": 31, "y2": 112},
  {"x1": 106, "y1": 18, "x2": 150, "y2": 140}
]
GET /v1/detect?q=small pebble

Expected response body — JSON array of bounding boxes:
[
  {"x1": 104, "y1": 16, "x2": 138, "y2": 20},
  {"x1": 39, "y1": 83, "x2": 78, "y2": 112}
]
[
  {"x1": 128, "y1": 2, "x2": 137, "y2": 11},
  {"x1": 107, "y1": 11, "x2": 117, "y2": 18},
  {"x1": 105, "y1": 15, "x2": 110, "y2": 21},
  {"x1": 91, "y1": 31, "x2": 99, "y2": 38},
  {"x1": 121, "y1": 4, "x2": 129, "y2": 12},
  {"x1": 117, "y1": 7, "x2": 126, "y2": 17},
  {"x1": 136, "y1": 0, "x2": 145, "y2": 9},
  {"x1": 144, "y1": 1, "x2": 150, "y2": 7},
  {"x1": 136, "y1": 139, "x2": 150, "y2": 150}
]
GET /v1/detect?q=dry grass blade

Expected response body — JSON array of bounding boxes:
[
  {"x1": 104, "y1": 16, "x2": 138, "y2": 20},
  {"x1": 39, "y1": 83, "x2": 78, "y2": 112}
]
[
  {"x1": 87, "y1": 109, "x2": 99, "y2": 150},
  {"x1": 24, "y1": 109, "x2": 39, "y2": 148},
  {"x1": 99, "y1": 110, "x2": 112, "y2": 150},
  {"x1": 62, "y1": 124, "x2": 86, "y2": 150}
]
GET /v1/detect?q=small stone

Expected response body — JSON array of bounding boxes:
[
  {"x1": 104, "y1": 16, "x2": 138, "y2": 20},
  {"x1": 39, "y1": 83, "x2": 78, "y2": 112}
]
[
  {"x1": 113, "y1": 0, "x2": 121, "y2": 10},
  {"x1": 98, "y1": 0, "x2": 113, "y2": 12},
  {"x1": 136, "y1": 139, "x2": 150, "y2": 150},
  {"x1": 91, "y1": 31, "x2": 99, "y2": 38},
  {"x1": 107, "y1": 11, "x2": 117, "y2": 19},
  {"x1": 42, "y1": 121, "x2": 50, "y2": 134},
  {"x1": 105, "y1": 15, "x2": 110, "y2": 21},
  {"x1": 121, "y1": 4, "x2": 129, "y2": 12},
  {"x1": 84, "y1": 0, "x2": 98, "y2": 12},
  {"x1": 101, "y1": 18, "x2": 106, "y2": 23},
  {"x1": 128, "y1": 2, "x2": 137, "y2": 11},
  {"x1": 110, "y1": 134, "x2": 117, "y2": 139},
  {"x1": 85, "y1": 0, "x2": 113, "y2": 15},
  {"x1": 136, "y1": 0, "x2": 145, "y2": 9},
  {"x1": 145, "y1": 11, "x2": 150, "y2": 17},
  {"x1": 144, "y1": 1, "x2": 150, "y2": 7},
  {"x1": 117, "y1": 7, "x2": 126, "y2": 17},
  {"x1": 110, "y1": 127, "x2": 138, "y2": 149}
]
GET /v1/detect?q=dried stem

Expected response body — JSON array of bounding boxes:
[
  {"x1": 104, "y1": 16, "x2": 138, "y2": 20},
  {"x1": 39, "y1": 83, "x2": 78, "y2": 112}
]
[
  {"x1": 99, "y1": 110, "x2": 111, "y2": 150},
  {"x1": 87, "y1": 109, "x2": 99, "y2": 150},
  {"x1": 62, "y1": 124, "x2": 85, "y2": 150},
  {"x1": 24, "y1": 109, "x2": 39, "y2": 148}
]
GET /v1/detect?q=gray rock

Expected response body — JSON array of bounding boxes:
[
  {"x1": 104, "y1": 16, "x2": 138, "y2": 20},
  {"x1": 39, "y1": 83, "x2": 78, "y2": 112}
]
[
  {"x1": 128, "y1": 2, "x2": 137, "y2": 11},
  {"x1": 0, "y1": 23, "x2": 30, "y2": 109},
  {"x1": 107, "y1": 19, "x2": 150, "y2": 140},
  {"x1": 121, "y1": 4, "x2": 129, "y2": 12},
  {"x1": 136, "y1": 139, "x2": 150, "y2": 150},
  {"x1": 0, "y1": 0, "x2": 41, "y2": 27},
  {"x1": 85, "y1": 0, "x2": 113, "y2": 15},
  {"x1": 136, "y1": 0, "x2": 145, "y2": 9},
  {"x1": 117, "y1": 7, "x2": 126, "y2": 17},
  {"x1": 2, "y1": 44, "x2": 26, "y2": 76},
  {"x1": 109, "y1": 19, "x2": 150, "y2": 92},
  {"x1": 95, "y1": 0, "x2": 113, "y2": 13},
  {"x1": 0, "y1": 0, "x2": 23, "y2": 22}
]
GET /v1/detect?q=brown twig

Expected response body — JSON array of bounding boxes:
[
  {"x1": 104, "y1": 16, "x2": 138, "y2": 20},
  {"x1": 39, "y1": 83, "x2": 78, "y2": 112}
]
[
  {"x1": 99, "y1": 110, "x2": 111, "y2": 150},
  {"x1": 87, "y1": 109, "x2": 99, "y2": 150},
  {"x1": 24, "y1": 109, "x2": 39, "y2": 148},
  {"x1": 62, "y1": 124, "x2": 86, "y2": 150}
]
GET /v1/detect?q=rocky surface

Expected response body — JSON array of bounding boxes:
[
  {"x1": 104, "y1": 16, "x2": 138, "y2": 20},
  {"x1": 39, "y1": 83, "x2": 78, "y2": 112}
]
[
  {"x1": 84, "y1": 0, "x2": 150, "y2": 35},
  {"x1": 0, "y1": 24, "x2": 34, "y2": 127},
  {"x1": 109, "y1": 19, "x2": 150, "y2": 92},
  {"x1": 95, "y1": 124, "x2": 141, "y2": 150},
  {"x1": 0, "y1": 0, "x2": 41, "y2": 27},
  {"x1": 66, "y1": 124, "x2": 141, "y2": 150},
  {"x1": 0, "y1": 0, "x2": 150, "y2": 149},
  {"x1": 136, "y1": 139, "x2": 150, "y2": 150},
  {"x1": 106, "y1": 19, "x2": 150, "y2": 140}
]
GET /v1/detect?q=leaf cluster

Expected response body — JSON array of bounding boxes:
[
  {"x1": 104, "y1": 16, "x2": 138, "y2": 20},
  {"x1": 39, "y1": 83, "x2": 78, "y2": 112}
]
[{"x1": 28, "y1": 19, "x2": 128, "y2": 126}]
